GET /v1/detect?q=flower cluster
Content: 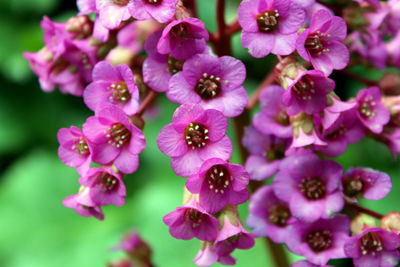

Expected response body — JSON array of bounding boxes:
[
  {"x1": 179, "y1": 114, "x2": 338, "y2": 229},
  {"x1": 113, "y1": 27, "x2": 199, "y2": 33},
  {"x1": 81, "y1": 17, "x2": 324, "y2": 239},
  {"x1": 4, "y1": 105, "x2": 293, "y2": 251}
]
[{"x1": 24, "y1": 0, "x2": 400, "y2": 266}]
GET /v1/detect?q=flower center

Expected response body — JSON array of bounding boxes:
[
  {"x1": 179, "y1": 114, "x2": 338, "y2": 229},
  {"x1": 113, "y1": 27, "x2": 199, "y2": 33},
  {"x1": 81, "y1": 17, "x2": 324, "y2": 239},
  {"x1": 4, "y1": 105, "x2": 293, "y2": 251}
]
[
  {"x1": 145, "y1": 0, "x2": 162, "y2": 5},
  {"x1": 256, "y1": 10, "x2": 279, "y2": 33},
  {"x1": 268, "y1": 204, "x2": 291, "y2": 227},
  {"x1": 96, "y1": 172, "x2": 119, "y2": 191},
  {"x1": 206, "y1": 164, "x2": 231, "y2": 194},
  {"x1": 105, "y1": 123, "x2": 131, "y2": 148},
  {"x1": 66, "y1": 16, "x2": 93, "y2": 39},
  {"x1": 360, "y1": 232, "x2": 383, "y2": 255},
  {"x1": 71, "y1": 137, "x2": 90, "y2": 156},
  {"x1": 306, "y1": 230, "x2": 333, "y2": 252},
  {"x1": 112, "y1": 0, "x2": 130, "y2": 5},
  {"x1": 274, "y1": 110, "x2": 290, "y2": 126},
  {"x1": 343, "y1": 175, "x2": 364, "y2": 198},
  {"x1": 184, "y1": 122, "x2": 209, "y2": 149},
  {"x1": 195, "y1": 73, "x2": 221, "y2": 99},
  {"x1": 305, "y1": 31, "x2": 331, "y2": 56},
  {"x1": 170, "y1": 23, "x2": 192, "y2": 39},
  {"x1": 265, "y1": 142, "x2": 286, "y2": 162},
  {"x1": 326, "y1": 124, "x2": 347, "y2": 140},
  {"x1": 359, "y1": 96, "x2": 377, "y2": 120},
  {"x1": 108, "y1": 81, "x2": 131, "y2": 103},
  {"x1": 299, "y1": 177, "x2": 326, "y2": 200},
  {"x1": 184, "y1": 208, "x2": 203, "y2": 228},
  {"x1": 293, "y1": 75, "x2": 316, "y2": 100},
  {"x1": 167, "y1": 56, "x2": 184, "y2": 74}
]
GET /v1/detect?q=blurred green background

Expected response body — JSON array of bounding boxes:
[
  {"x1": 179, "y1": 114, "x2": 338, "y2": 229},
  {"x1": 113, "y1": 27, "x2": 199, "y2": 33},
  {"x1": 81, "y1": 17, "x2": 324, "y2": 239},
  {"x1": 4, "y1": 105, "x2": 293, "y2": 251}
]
[{"x1": 0, "y1": 0, "x2": 398, "y2": 266}]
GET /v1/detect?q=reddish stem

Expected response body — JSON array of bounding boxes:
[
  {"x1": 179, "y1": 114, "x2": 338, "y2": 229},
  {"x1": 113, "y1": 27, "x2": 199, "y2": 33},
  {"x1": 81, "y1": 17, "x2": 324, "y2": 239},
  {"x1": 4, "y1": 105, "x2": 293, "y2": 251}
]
[
  {"x1": 247, "y1": 64, "x2": 278, "y2": 110},
  {"x1": 225, "y1": 19, "x2": 241, "y2": 36},
  {"x1": 346, "y1": 203, "x2": 384, "y2": 220},
  {"x1": 136, "y1": 90, "x2": 158, "y2": 117}
]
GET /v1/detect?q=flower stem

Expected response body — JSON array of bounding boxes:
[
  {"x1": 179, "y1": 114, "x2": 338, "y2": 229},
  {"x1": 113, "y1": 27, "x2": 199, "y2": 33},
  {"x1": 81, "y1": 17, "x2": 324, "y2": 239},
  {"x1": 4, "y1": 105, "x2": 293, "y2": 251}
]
[
  {"x1": 346, "y1": 203, "x2": 384, "y2": 219},
  {"x1": 136, "y1": 90, "x2": 158, "y2": 117}
]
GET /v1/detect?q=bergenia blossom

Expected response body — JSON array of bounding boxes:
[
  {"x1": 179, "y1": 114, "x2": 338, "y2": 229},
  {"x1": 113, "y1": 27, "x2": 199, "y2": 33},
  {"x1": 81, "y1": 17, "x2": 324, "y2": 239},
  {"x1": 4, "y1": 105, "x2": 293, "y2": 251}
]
[
  {"x1": 296, "y1": 9, "x2": 349, "y2": 75},
  {"x1": 163, "y1": 195, "x2": 219, "y2": 242},
  {"x1": 78, "y1": 167, "x2": 126, "y2": 206},
  {"x1": 238, "y1": 0, "x2": 306, "y2": 57},
  {"x1": 97, "y1": 0, "x2": 132, "y2": 30},
  {"x1": 157, "y1": 18, "x2": 209, "y2": 60},
  {"x1": 167, "y1": 54, "x2": 247, "y2": 117},
  {"x1": 356, "y1": 87, "x2": 390, "y2": 134},
  {"x1": 57, "y1": 126, "x2": 92, "y2": 175},
  {"x1": 286, "y1": 215, "x2": 350, "y2": 265},
  {"x1": 157, "y1": 104, "x2": 232, "y2": 177},
  {"x1": 274, "y1": 154, "x2": 344, "y2": 222},
  {"x1": 128, "y1": 0, "x2": 178, "y2": 23},
  {"x1": 83, "y1": 105, "x2": 146, "y2": 174},
  {"x1": 247, "y1": 185, "x2": 295, "y2": 243},
  {"x1": 62, "y1": 187, "x2": 104, "y2": 220},
  {"x1": 344, "y1": 228, "x2": 400, "y2": 267},
  {"x1": 341, "y1": 167, "x2": 392, "y2": 201},
  {"x1": 253, "y1": 85, "x2": 292, "y2": 138},
  {"x1": 83, "y1": 61, "x2": 140, "y2": 115},
  {"x1": 186, "y1": 158, "x2": 250, "y2": 214}
]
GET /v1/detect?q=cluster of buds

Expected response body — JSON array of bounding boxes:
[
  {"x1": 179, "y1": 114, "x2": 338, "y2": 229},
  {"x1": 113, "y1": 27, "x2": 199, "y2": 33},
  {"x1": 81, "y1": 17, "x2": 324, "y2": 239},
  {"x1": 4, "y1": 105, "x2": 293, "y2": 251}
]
[{"x1": 24, "y1": 0, "x2": 400, "y2": 266}]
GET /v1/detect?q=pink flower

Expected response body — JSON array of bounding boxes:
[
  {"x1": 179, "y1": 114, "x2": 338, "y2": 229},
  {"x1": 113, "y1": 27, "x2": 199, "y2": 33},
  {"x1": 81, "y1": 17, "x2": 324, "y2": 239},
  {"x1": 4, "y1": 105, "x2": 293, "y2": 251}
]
[
  {"x1": 57, "y1": 126, "x2": 92, "y2": 175},
  {"x1": 282, "y1": 69, "x2": 335, "y2": 116},
  {"x1": 167, "y1": 54, "x2": 247, "y2": 117},
  {"x1": 274, "y1": 154, "x2": 344, "y2": 222},
  {"x1": 344, "y1": 228, "x2": 400, "y2": 267},
  {"x1": 78, "y1": 167, "x2": 126, "y2": 206},
  {"x1": 157, "y1": 104, "x2": 232, "y2": 177},
  {"x1": 296, "y1": 9, "x2": 349, "y2": 75},
  {"x1": 253, "y1": 85, "x2": 292, "y2": 138},
  {"x1": 97, "y1": 0, "x2": 132, "y2": 29},
  {"x1": 157, "y1": 18, "x2": 209, "y2": 60},
  {"x1": 83, "y1": 61, "x2": 140, "y2": 115},
  {"x1": 62, "y1": 187, "x2": 104, "y2": 220},
  {"x1": 83, "y1": 105, "x2": 146, "y2": 174},
  {"x1": 356, "y1": 87, "x2": 390, "y2": 134},
  {"x1": 238, "y1": 0, "x2": 306, "y2": 57},
  {"x1": 341, "y1": 167, "x2": 392, "y2": 201},
  {"x1": 287, "y1": 215, "x2": 350, "y2": 265},
  {"x1": 163, "y1": 195, "x2": 219, "y2": 241},
  {"x1": 186, "y1": 158, "x2": 250, "y2": 214},
  {"x1": 128, "y1": 0, "x2": 178, "y2": 23}
]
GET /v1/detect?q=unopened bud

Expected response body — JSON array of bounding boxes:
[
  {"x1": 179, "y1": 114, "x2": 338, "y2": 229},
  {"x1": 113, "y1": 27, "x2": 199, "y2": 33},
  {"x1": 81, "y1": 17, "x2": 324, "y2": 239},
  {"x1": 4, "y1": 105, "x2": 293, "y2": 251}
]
[{"x1": 381, "y1": 212, "x2": 400, "y2": 234}]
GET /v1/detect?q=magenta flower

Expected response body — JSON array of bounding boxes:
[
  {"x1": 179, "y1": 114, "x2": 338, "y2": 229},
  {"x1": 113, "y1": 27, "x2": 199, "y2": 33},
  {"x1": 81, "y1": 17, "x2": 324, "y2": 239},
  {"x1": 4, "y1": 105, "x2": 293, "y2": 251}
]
[
  {"x1": 143, "y1": 31, "x2": 209, "y2": 92},
  {"x1": 296, "y1": 9, "x2": 349, "y2": 75},
  {"x1": 341, "y1": 167, "x2": 392, "y2": 201},
  {"x1": 79, "y1": 167, "x2": 126, "y2": 206},
  {"x1": 186, "y1": 159, "x2": 248, "y2": 212},
  {"x1": 157, "y1": 104, "x2": 232, "y2": 177},
  {"x1": 283, "y1": 69, "x2": 335, "y2": 116},
  {"x1": 291, "y1": 113, "x2": 327, "y2": 148},
  {"x1": 242, "y1": 126, "x2": 290, "y2": 180},
  {"x1": 344, "y1": 228, "x2": 400, "y2": 267},
  {"x1": 356, "y1": 87, "x2": 390, "y2": 134},
  {"x1": 186, "y1": 158, "x2": 250, "y2": 214},
  {"x1": 286, "y1": 215, "x2": 350, "y2": 265},
  {"x1": 83, "y1": 105, "x2": 146, "y2": 174},
  {"x1": 194, "y1": 212, "x2": 255, "y2": 266},
  {"x1": 77, "y1": 0, "x2": 96, "y2": 15},
  {"x1": 317, "y1": 109, "x2": 365, "y2": 157},
  {"x1": 167, "y1": 54, "x2": 247, "y2": 117},
  {"x1": 238, "y1": 0, "x2": 305, "y2": 57},
  {"x1": 321, "y1": 95, "x2": 357, "y2": 130},
  {"x1": 253, "y1": 85, "x2": 292, "y2": 138},
  {"x1": 157, "y1": 18, "x2": 209, "y2": 60},
  {"x1": 247, "y1": 186, "x2": 295, "y2": 243},
  {"x1": 97, "y1": 0, "x2": 132, "y2": 29},
  {"x1": 57, "y1": 126, "x2": 92, "y2": 175},
  {"x1": 83, "y1": 61, "x2": 140, "y2": 115},
  {"x1": 128, "y1": 0, "x2": 178, "y2": 23},
  {"x1": 274, "y1": 154, "x2": 344, "y2": 222},
  {"x1": 163, "y1": 195, "x2": 219, "y2": 242},
  {"x1": 62, "y1": 187, "x2": 104, "y2": 220}
]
